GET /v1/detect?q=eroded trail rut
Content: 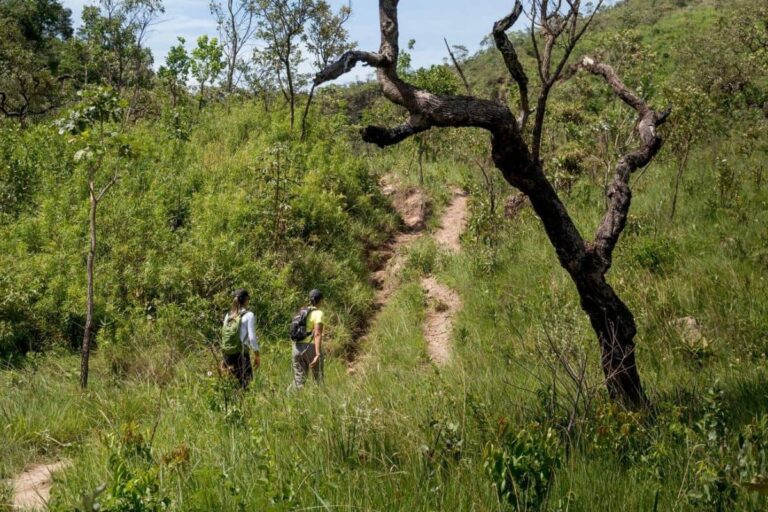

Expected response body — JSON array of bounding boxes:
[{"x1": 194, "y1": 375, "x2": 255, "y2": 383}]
[
  {"x1": 422, "y1": 189, "x2": 466, "y2": 365},
  {"x1": 351, "y1": 183, "x2": 466, "y2": 370}
]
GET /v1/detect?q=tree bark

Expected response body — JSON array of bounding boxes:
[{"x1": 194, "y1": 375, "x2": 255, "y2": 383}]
[
  {"x1": 669, "y1": 143, "x2": 690, "y2": 221},
  {"x1": 314, "y1": 0, "x2": 668, "y2": 408},
  {"x1": 300, "y1": 83, "x2": 316, "y2": 141},
  {"x1": 80, "y1": 188, "x2": 97, "y2": 390}
]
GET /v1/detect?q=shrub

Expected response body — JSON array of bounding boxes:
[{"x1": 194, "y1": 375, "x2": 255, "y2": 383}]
[{"x1": 484, "y1": 423, "x2": 562, "y2": 510}]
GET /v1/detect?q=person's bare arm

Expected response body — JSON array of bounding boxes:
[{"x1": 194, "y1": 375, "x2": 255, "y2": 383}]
[
  {"x1": 310, "y1": 323, "x2": 323, "y2": 367},
  {"x1": 247, "y1": 312, "x2": 260, "y2": 369}
]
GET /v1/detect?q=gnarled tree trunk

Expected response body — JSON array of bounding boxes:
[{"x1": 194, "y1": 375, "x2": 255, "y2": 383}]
[{"x1": 314, "y1": 0, "x2": 669, "y2": 408}]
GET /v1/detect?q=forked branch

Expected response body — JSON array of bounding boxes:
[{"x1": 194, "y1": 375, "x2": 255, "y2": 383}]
[
  {"x1": 313, "y1": 50, "x2": 387, "y2": 85},
  {"x1": 314, "y1": 0, "x2": 524, "y2": 149},
  {"x1": 575, "y1": 56, "x2": 670, "y2": 269},
  {"x1": 492, "y1": 0, "x2": 530, "y2": 129},
  {"x1": 530, "y1": 0, "x2": 604, "y2": 162}
]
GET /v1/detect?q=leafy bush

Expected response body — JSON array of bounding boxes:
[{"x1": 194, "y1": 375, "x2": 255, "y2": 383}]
[
  {"x1": 0, "y1": 102, "x2": 395, "y2": 360},
  {"x1": 484, "y1": 423, "x2": 562, "y2": 510},
  {"x1": 77, "y1": 423, "x2": 171, "y2": 512}
]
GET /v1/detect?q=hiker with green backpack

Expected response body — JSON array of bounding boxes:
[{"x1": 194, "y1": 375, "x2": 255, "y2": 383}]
[
  {"x1": 289, "y1": 289, "x2": 325, "y2": 389},
  {"x1": 221, "y1": 288, "x2": 260, "y2": 388}
]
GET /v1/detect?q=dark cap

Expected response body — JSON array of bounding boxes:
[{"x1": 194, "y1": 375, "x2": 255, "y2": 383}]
[{"x1": 309, "y1": 289, "x2": 323, "y2": 304}]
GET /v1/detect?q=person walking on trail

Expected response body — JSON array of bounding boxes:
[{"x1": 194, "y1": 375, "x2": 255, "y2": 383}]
[
  {"x1": 221, "y1": 288, "x2": 260, "y2": 389},
  {"x1": 290, "y1": 289, "x2": 325, "y2": 389}
]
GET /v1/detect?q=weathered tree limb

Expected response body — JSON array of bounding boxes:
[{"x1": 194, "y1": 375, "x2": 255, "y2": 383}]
[
  {"x1": 575, "y1": 56, "x2": 670, "y2": 270},
  {"x1": 314, "y1": 0, "x2": 666, "y2": 409},
  {"x1": 362, "y1": 115, "x2": 431, "y2": 147},
  {"x1": 492, "y1": 0, "x2": 530, "y2": 129},
  {"x1": 313, "y1": 50, "x2": 386, "y2": 84},
  {"x1": 444, "y1": 38, "x2": 472, "y2": 95}
]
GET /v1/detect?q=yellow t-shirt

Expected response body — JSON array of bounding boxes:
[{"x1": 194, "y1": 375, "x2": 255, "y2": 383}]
[{"x1": 307, "y1": 309, "x2": 324, "y2": 334}]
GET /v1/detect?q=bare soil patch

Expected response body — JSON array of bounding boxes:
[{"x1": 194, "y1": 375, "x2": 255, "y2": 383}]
[
  {"x1": 347, "y1": 177, "x2": 428, "y2": 370},
  {"x1": 433, "y1": 189, "x2": 468, "y2": 252},
  {"x1": 11, "y1": 461, "x2": 69, "y2": 511},
  {"x1": 421, "y1": 276, "x2": 462, "y2": 365}
]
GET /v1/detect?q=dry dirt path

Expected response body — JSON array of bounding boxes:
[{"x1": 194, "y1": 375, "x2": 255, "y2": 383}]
[
  {"x1": 421, "y1": 189, "x2": 467, "y2": 365},
  {"x1": 11, "y1": 461, "x2": 69, "y2": 511},
  {"x1": 349, "y1": 183, "x2": 467, "y2": 371},
  {"x1": 432, "y1": 190, "x2": 468, "y2": 252},
  {"x1": 421, "y1": 276, "x2": 462, "y2": 365},
  {"x1": 347, "y1": 177, "x2": 428, "y2": 371}
]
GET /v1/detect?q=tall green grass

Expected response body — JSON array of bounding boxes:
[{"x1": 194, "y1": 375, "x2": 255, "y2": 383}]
[{"x1": 2, "y1": 130, "x2": 766, "y2": 510}]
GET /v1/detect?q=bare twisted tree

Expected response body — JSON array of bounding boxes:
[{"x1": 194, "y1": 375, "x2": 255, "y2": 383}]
[{"x1": 315, "y1": 0, "x2": 669, "y2": 408}]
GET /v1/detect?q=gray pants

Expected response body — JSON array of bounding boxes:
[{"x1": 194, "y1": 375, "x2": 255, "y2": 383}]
[{"x1": 292, "y1": 343, "x2": 323, "y2": 388}]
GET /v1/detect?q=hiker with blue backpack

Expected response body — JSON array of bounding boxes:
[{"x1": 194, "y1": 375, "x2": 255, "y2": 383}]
[
  {"x1": 289, "y1": 289, "x2": 325, "y2": 388},
  {"x1": 221, "y1": 288, "x2": 260, "y2": 388}
]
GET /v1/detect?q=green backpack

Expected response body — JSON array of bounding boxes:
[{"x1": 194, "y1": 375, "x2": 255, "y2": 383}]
[{"x1": 221, "y1": 312, "x2": 244, "y2": 356}]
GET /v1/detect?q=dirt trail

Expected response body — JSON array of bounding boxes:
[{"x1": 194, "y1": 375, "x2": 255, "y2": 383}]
[
  {"x1": 369, "y1": 176, "x2": 429, "y2": 307},
  {"x1": 11, "y1": 461, "x2": 69, "y2": 511},
  {"x1": 421, "y1": 276, "x2": 462, "y2": 365},
  {"x1": 421, "y1": 189, "x2": 467, "y2": 365},
  {"x1": 350, "y1": 182, "x2": 467, "y2": 370},
  {"x1": 346, "y1": 177, "x2": 427, "y2": 370},
  {"x1": 433, "y1": 190, "x2": 468, "y2": 252}
]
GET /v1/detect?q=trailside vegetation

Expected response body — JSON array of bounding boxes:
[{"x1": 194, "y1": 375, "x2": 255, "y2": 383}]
[{"x1": 1, "y1": 0, "x2": 767, "y2": 509}]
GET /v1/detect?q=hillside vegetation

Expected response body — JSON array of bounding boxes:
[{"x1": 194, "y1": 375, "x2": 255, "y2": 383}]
[{"x1": 1, "y1": 0, "x2": 767, "y2": 510}]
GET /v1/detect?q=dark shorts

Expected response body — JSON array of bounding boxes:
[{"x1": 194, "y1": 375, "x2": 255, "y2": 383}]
[{"x1": 223, "y1": 351, "x2": 253, "y2": 389}]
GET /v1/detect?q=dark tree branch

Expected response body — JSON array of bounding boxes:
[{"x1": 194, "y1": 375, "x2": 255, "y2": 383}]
[
  {"x1": 313, "y1": 50, "x2": 386, "y2": 85},
  {"x1": 312, "y1": 0, "x2": 665, "y2": 409},
  {"x1": 492, "y1": 0, "x2": 530, "y2": 129},
  {"x1": 528, "y1": 3, "x2": 545, "y2": 84},
  {"x1": 574, "y1": 56, "x2": 670, "y2": 270},
  {"x1": 444, "y1": 38, "x2": 472, "y2": 95},
  {"x1": 362, "y1": 115, "x2": 431, "y2": 147},
  {"x1": 530, "y1": 0, "x2": 603, "y2": 163},
  {"x1": 550, "y1": 0, "x2": 604, "y2": 90}
]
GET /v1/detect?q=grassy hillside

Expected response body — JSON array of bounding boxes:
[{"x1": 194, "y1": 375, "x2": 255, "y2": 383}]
[
  {"x1": 2, "y1": 126, "x2": 766, "y2": 510},
  {"x1": 0, "y1": 103, "x2": 398, "y2": 360},
  {"x1": 1, "y1": 0, "x2": 767, "y2": 510}
]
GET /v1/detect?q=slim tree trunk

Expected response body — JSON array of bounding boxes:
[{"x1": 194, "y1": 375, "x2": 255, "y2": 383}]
[
  {"x1": 669, "y1": 144, "x2": 690, "y2": 221},
  {"x1": 257, "y1": 88, "x2": 270, "y2": 113},
  {"x1": 444, "y1": 38, "x2": 472, "y2": 95},
  {"x1": 227, "y1": 52, "x2": 236, "y2": 94},
  {"x1": 80, "y1": 188, "x2": 97, "y2": 390},
  {"x1": 285, "y1": 58, "x2": 296, "y2": 131},
  {"x1": 300, "y1": 84, "x2": 316, "y2": 141}
]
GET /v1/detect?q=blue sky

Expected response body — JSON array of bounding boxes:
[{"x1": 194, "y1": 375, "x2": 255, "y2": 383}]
[{"x1": 61, "y1": 0, "x2": 526, "y2": 82}]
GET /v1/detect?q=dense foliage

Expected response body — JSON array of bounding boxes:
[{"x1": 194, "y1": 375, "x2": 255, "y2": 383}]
[
  {"x1": 1, "y1": 0, "x2": 767, "y2": 510},
  {"x1": 0, "y1": 100, "x2": 396, "y2": 359}
]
